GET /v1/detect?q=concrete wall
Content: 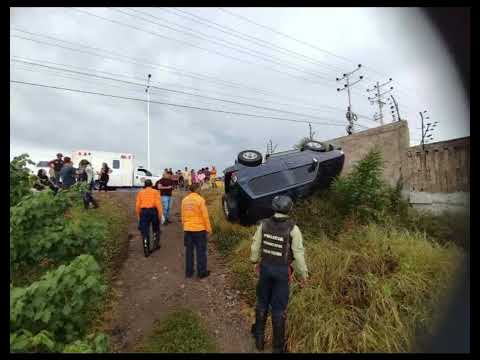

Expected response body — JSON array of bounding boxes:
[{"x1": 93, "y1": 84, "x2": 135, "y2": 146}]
[
  {"x1": 326, "y1": 121, "x2": 410, "y2": 187},
  {"x1": 325, "y1": 123, "x2": 470, "y2": 214},
  {"x1": 401, "y1": 137, "x2": 470, "y2": 193}
]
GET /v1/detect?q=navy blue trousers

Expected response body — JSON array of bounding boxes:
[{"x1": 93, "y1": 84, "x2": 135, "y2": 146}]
[
  {"x1": 138, "y1": 208, "x2": 160, "y2": 241},
  {"x1": 256, "y1": 262, "x2": 290, "y2": 319},
  {"x1": 184, "y1": 231, "x2": 207, "y2": 277}
]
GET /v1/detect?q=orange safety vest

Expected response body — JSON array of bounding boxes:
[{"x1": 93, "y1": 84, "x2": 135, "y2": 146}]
[{"x1": 181, "y1": 192, "x2": 212, "y2": 233}]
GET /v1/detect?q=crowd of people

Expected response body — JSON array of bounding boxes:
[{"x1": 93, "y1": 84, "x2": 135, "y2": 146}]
[
  {"x1": 33, "y1": 153, "x2": 112, "y2": 209},
  {"x1": 157, "y1": 166, "x2": 219, "y2": 191}
]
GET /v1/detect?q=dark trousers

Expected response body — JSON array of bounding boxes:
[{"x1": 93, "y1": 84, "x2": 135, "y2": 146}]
[
  {"x1": 184, "y1": 231, "x2": 207, "y2": 277},
  {"x1": 256, "y1": 262, "x2": 290, "y2": 318},
  {"x1": 83, "y1": 191, "x2": 98, "y2": 209},
  {"x1": 139, "y1": 208, "x2": 160, "y2": 242},
  {"x1": 99, "y1": 178, "x2": 109, "y2": 192}
]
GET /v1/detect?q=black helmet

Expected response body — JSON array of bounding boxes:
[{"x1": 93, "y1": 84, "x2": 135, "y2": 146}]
[
  {"x1": 144, "y1": 179, "x2": 153, "y2": 187},
  {"x1": 272, "y1": 195, "x2": 293, "y2": 214}
]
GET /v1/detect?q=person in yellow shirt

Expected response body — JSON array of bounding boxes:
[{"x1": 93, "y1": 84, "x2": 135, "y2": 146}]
[
  {"x1": 210, "y1": 166, "x2": 217, "y2": 189},
  {"x1": 181, "y1": 183, "x2": 212, "y2": 279},
  {"x1": 136, "y1": 179, "x2": 163, "y2": 257}
]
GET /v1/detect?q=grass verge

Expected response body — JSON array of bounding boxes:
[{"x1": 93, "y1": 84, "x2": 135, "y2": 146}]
[
  {"x1": 203, "y1": 187, "x2": 464, "y2": 352},
  {"x1": 135, "y1": 309, "x2": 217, "y2": 353}
]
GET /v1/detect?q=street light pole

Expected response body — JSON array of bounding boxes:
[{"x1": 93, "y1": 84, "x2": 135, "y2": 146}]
[{"x1": 145, "y1": 74, "x2": 151, "y2": 170}]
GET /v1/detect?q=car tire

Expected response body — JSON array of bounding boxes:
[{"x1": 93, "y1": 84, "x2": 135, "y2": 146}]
[
  {"x1": 237, "y1": 150, "x2": 263, "y2": 167},
  {"x1": 302, "y1": 140, "x2": 327, "y2": 152},
  {"x1": 222, "y1": 194, "x2": 240, "y2": 221}
]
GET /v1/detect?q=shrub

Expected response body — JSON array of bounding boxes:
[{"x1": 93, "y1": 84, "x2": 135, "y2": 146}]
[
  {"x1": 332, "y1": 148, "x2": 391, "y2": 223},
  {"x1": 10, "y1": 255, "x2": 107, "y2": 347},
  {"x1": 10, "y1": 154, "x2": 35, "y2": 207},
  {"x1": 10, "y1": 190, "x2": 107, "y2": 269}
]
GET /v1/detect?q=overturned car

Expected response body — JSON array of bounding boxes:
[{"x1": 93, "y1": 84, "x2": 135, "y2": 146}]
[{"x1": 222, "y1": 140, "x2": 345, "y2": 224}]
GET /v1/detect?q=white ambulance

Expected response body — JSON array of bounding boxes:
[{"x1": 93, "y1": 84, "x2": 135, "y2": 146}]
[{"x1": 71, "y1": 149, "x2": 161, "y2": 188}]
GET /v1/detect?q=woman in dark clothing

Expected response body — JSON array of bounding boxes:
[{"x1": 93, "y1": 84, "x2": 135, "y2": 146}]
[
  {"x1": 98, "y1": 163, "x2": 111, "y2": 192},
  {"x1": 34, "y1": 169, "x2": 58, "y2": 194}
]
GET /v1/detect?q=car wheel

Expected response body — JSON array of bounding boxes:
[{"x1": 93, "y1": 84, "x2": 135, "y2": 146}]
[
  {"x1": 222, "y1": 194, "x2": 240, "y2": 221},
  {"x1": 302, "y1": 140, "x2": 326, "y2": 152},
  {"x1": 237, "y1": 150, "x2": 263, "y2": 167}
]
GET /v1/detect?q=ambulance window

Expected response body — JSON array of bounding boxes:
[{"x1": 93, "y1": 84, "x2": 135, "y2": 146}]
[{"x1": 113, "y1": 160, "x2": 120, "y2": 169}]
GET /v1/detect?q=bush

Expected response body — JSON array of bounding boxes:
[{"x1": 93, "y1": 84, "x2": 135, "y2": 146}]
[
  {"x1": 10, "y1": 190, "x2": 107, "y2": 269},
  {"x1": 10, "y1": 254, "x2": 107, "y2": 349},
  {"x1": 10, "y1": 154, "x2": 35, "y2": 207},
  {"x1": 332, "y1": 148, "x2": 391, "y2": 223}
]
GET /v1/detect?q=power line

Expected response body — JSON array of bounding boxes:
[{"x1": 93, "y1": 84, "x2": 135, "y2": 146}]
[
  {"x1": 218, "y1": 7, "x2": 424, "y2": 104},
  {"x1": 159, "y1": 7, "x2": 345, "y2": 74},
  {"x1": 68, "y1": 7, "x2": 336, "y2": 87},
  {"x1": 11, "y1": 58, "x2": 362, "y2": 126},
  {"x1": 115, "y1": 7, "x2": 337, "y2": 82},
  {"x1": 11, "y1": 79, "x2": 354, "y2": 128},
  {"x1": 11, "y1": 29, "x2": 375, "y2": 122}
]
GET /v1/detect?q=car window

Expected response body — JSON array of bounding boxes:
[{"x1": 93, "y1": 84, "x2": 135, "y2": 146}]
[
  {"x1": 137, "y1": 169, "x2": 152, "y2": 176},
  {"x1": 249, "y1": 172, "x2": 292, "y2": 195},
  {"x1": 291, "y1": 164, "x2": 316, "y2": 184},
  {"x1": 112, "y1": 160, "x2": 120, "y2": 169}
]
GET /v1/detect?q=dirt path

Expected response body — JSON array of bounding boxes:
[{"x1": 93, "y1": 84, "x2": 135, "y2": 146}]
[{"x1": 103, "y1": 190, "x2": 256, "y2": 353}]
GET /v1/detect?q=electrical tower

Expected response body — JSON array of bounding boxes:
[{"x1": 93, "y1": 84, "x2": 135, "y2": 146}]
[
  {"x1": 419, "y1": 110, "x2": 439, "y2": 150},
  {"x1": 366, "y1": 78, "x2": 394, "y2": 125},
  {"x1": 336, "y1": 64, "x2": 364, "y2": 135}
]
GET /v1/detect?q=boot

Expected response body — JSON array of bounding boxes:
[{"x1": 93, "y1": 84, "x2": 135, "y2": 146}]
[
  {"x1": 253, "y1": 309, "x2": 268, "y2": 351},
  {"x1": 272, "y1": 314, "x2": 286, "y2": 353}
]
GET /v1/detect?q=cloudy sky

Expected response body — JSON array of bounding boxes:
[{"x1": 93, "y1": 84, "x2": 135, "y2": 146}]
[{"x1": 10, "y1": 7, "x2": 469, "y2": 174}]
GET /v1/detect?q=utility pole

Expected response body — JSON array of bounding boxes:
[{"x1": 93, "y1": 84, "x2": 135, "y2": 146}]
[
  {"x1": 336, "y1": 64, "x2": 364, "y2": 135},
  {"x1": 388, "y1": 95, "x2": 401, "y2": 122},
  {"x1": 145, "y1": 74, "x2": 152, "y2": 170},
  {"x1": 266, "y1": 139, "x2": 277, "y2": 155},
  {"x1": 308, "y1": 123, "x2": 315, "y2": 140},
  {"x1": 419, "y1": 110, "x2": 439, "y2": 150},
  {"x1": 367, "y1": 78, "x2": 394, "y2": 125}
]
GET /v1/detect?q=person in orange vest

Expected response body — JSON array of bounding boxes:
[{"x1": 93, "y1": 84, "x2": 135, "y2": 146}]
[
  {"x1": 181, "y1": 183, "x2": 212, "y2": 279},
  {"x1": 136, "y1": 179, "x2": 163, "y2": 257},
  {"x1": 210, "y1": 166, "x2": 217, "y2": 189}
]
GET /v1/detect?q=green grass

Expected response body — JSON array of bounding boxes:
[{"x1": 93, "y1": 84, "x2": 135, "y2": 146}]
[
  {"x1": 135, "y1": 309, "x2": 217, "y2": 353},
  {"x1": 204, "y1": 188, "x2": 464, "y2": 353}
]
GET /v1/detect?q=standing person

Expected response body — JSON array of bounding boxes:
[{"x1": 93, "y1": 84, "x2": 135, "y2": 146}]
[
  {"x1": 98, "y1": 163, "x2": 111, "y2": 192},
  {"x1": 136, "y1": 179, "x2": 163, "y2": 256},
  {"x1": 204, "y1": 167, "x2": 211, "y2": 185},
  {"x1": 155, "y1": 171, "x2": 174, "y2": 225},
  {"x1": 210, "y1": 166, "x2": 217, "y2": 189},
  {"x1": 191, "y1": 169, "x2": 197, "y2": 186},
  {"x1": 182, "y1": 167, "x2": 190, "y2": 190},
  {"x1": 250, "y1": 195, "x2": 309, "y2": 353},
  {"x1": 48, "y1": 153, "x2": 64, "y2": 184},
  {"x1": 59, "y1": 157, "x2": 76, "y2": 189},
  {"x1": 77, "y1": 160, "x2": 98, "y2": 209},
  {"x1": 181, "y1": 183, "x2": 212, "y2": 279},
  {"x1": 48, "y1": 165, "x2": 56, "y2": 184},
  {"x1": 197, "y1": 169, "x2": 206, "y2": 189}
]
